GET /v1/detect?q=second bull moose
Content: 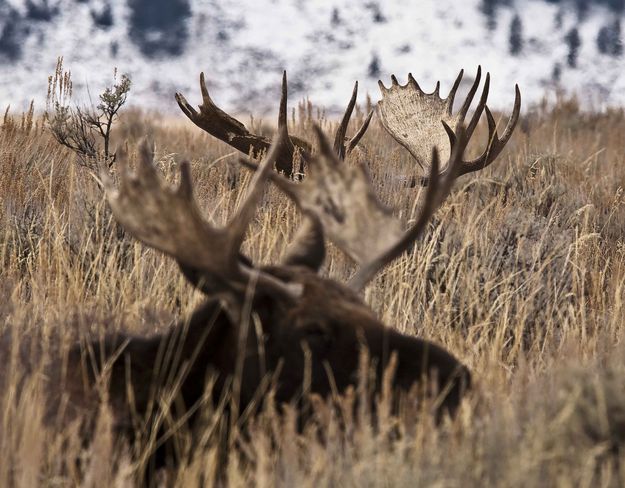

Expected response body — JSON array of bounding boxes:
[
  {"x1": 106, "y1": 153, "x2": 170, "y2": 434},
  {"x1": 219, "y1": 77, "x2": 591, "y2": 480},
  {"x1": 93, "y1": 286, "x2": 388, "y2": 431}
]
[{"x1": 47, "y1": 68, "x2": 520, "y2": 481}]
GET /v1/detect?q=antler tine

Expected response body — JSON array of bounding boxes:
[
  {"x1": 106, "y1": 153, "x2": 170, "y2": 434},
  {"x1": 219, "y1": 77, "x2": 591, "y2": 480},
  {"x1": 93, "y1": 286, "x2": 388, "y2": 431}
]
[
  {"x1": 333, "y1": 81, "x2": 358, "y2": 159},
  {"x1": 136, "y1": 138, "x2": 158, "y2": 181},
  {"x1": 496, "y1": 84, "x2": 522, "y2": 144},
  {"x1": 463, "y1": 72, "x2": 490, "y2": 139},
  {"x1": 458, "y1": 66, "x2": 482, "y2": 120},
  {"x1": 407, "y1": 73, "x2": 422, "y2": 91},
  {"x1": 457, "y1": 84, "x2": 521, "y2": 177},
  {"x1": 378, "y1": 79, "x2": 389, "y2": 94},
  {"x1": 349, "y1": 126, "x2": 468, "y2": 291},
  {"x1": 274, "y1": 70, "x2": 298, "y2": 174},
  {"x1": 446, "y1": 69, "x2": 464, "y2": 115},
  {"x1": 278, "y1": 70, "x2": 288, "y2": 128},
  {"x1": 333, "y1": 81, "x2": 373, "y2": 160},
  {"x1": 315, "y1": 123, "x2": 340, "y2": 165},
  {"x1": 199, "y1": 72, "x2": 216, "y2": 110},
  {"x1": 175, "y1": 92, "x2": 198, "y2": 120},
  {"x1": 346, "y1": 109, "x2": 374, "y2": 155}
]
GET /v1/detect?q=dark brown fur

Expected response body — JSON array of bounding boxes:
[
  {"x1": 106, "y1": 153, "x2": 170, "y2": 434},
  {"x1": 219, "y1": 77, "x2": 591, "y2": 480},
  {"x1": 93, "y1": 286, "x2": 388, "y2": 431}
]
[{"x1": 45, "y1": 265, "x2": 470, "y2": 482}]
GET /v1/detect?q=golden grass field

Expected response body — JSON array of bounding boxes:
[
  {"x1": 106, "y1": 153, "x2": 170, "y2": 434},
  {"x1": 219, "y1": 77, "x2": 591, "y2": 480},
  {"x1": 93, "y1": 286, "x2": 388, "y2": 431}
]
[{"x1": 1, "y1": 93, "x2": 625, "y2": 486}]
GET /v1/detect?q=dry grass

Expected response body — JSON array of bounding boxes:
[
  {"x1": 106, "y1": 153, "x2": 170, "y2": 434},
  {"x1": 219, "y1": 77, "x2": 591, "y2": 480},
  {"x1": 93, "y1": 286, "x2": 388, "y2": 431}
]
[{"x1": 1, "y1": 97, "x2": 625, "y2": 486}]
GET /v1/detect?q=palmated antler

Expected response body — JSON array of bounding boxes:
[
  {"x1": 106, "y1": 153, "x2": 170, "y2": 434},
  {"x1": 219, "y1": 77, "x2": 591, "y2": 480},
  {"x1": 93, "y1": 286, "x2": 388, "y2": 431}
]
[
  {"x1": 100, "y1": 130, "x2": 301, "y2": 301},
  {"x1": 175, "y1": 71, "x2": 373, "y2": 177},
  {"x1": 377, "y1": 67, "x2": 521, "y2": 186},
  {"x1": 241, "y1": 125, "x2": 468, "y2": 290}
]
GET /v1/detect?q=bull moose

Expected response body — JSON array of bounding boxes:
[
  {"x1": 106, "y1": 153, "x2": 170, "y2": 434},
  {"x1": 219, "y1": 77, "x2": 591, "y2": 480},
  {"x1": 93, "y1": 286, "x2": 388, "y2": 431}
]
[{"x1": 44, "y1": 68, "x2": 520, "y2": 483}]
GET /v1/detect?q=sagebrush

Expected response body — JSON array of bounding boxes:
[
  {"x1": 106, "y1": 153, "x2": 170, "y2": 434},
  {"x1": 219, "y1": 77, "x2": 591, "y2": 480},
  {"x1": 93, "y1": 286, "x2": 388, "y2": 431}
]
[{"x1": 1, "y1": 96, "x2": 625, "y2": 486}]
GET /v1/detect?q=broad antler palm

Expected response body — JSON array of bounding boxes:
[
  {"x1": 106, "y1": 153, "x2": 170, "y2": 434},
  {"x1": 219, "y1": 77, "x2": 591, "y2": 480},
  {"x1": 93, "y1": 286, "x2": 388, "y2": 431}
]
[
  {"x1": 377, "y1": 67, "x2": 521, "y2": 186},
  {"x1": 175, "y1": 72, "x2": 373, "y2": 177},
  {"x1": 100, "y1": 130, "x2": 302, "y2": 302},
  {"x1": 241, "y1": 125, "x2": 469, "y2": 291}
]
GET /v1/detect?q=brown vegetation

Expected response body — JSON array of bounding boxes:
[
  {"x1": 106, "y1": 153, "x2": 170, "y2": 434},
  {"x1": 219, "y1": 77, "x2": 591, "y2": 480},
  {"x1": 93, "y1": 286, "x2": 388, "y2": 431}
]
[{"x1": 1, "y1": 91, "x2": 625, "y2": 486}]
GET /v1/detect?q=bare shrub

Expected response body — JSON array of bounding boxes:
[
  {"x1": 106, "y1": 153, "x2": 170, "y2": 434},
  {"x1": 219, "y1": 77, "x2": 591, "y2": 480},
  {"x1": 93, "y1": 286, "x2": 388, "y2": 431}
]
[{"x1": 45, "y1": 57, "x2": 131, "y2": 171}]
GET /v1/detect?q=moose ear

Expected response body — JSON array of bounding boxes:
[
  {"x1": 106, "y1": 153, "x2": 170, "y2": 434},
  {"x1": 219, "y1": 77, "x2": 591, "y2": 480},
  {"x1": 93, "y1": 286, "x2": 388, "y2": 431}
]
[{"x1": 283, "y1": 215, "x2": 325, "y2": 272}]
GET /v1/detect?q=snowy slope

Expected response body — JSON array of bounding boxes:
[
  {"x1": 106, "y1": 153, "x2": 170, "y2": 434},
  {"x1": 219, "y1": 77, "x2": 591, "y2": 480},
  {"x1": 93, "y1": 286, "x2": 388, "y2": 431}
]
[{"x1": 0, "y1": 0, "x2": 624, "y2": 115}]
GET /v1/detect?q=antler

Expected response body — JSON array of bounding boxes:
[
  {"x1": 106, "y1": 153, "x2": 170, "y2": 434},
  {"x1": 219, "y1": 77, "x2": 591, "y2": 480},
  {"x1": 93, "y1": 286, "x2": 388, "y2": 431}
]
[
  {"x1": 377, "y1": 67, "x2": 521, "y2": 186},
  {"x1": 175, "y1": 72, "x2": 298, "y2": 176},
  {"x1": 241, "y1": 125, "x2": 468, "y2": 291},
  {"x1": 333, "y1": 81, "x2": 374, "y2": 160},
  {"x1": 175, "y1": 71, "x2": 373, "y2": 176},
  {"x1": 100, "y1": 130, "x2": 301, "y2": 301}
]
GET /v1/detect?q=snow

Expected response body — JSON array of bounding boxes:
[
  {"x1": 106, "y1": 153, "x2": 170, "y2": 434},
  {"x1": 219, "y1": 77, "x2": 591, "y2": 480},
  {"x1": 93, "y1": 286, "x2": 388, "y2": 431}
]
[{"x1": 0, "y1": 0, "x2": 624, "y2": 116}]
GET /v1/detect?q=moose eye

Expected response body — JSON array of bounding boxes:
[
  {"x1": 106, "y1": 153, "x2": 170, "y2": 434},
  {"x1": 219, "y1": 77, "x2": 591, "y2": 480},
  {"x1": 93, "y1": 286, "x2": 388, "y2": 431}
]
[{"x1": 300, "y1": 323, "x2": 332, "y2": 350}]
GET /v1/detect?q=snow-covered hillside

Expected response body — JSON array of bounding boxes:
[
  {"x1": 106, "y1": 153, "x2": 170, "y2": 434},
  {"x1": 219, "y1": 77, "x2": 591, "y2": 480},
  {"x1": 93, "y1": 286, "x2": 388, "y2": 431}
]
[{"x1": 0, "y1": 0, "x2": 624, "y2": 115}]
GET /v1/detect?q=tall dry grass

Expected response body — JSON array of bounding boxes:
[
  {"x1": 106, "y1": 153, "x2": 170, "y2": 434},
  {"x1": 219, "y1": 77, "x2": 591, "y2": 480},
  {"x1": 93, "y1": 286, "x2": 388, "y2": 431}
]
[{"x1": 1, "y1": 96, "x2": 625, "y2": 486}]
